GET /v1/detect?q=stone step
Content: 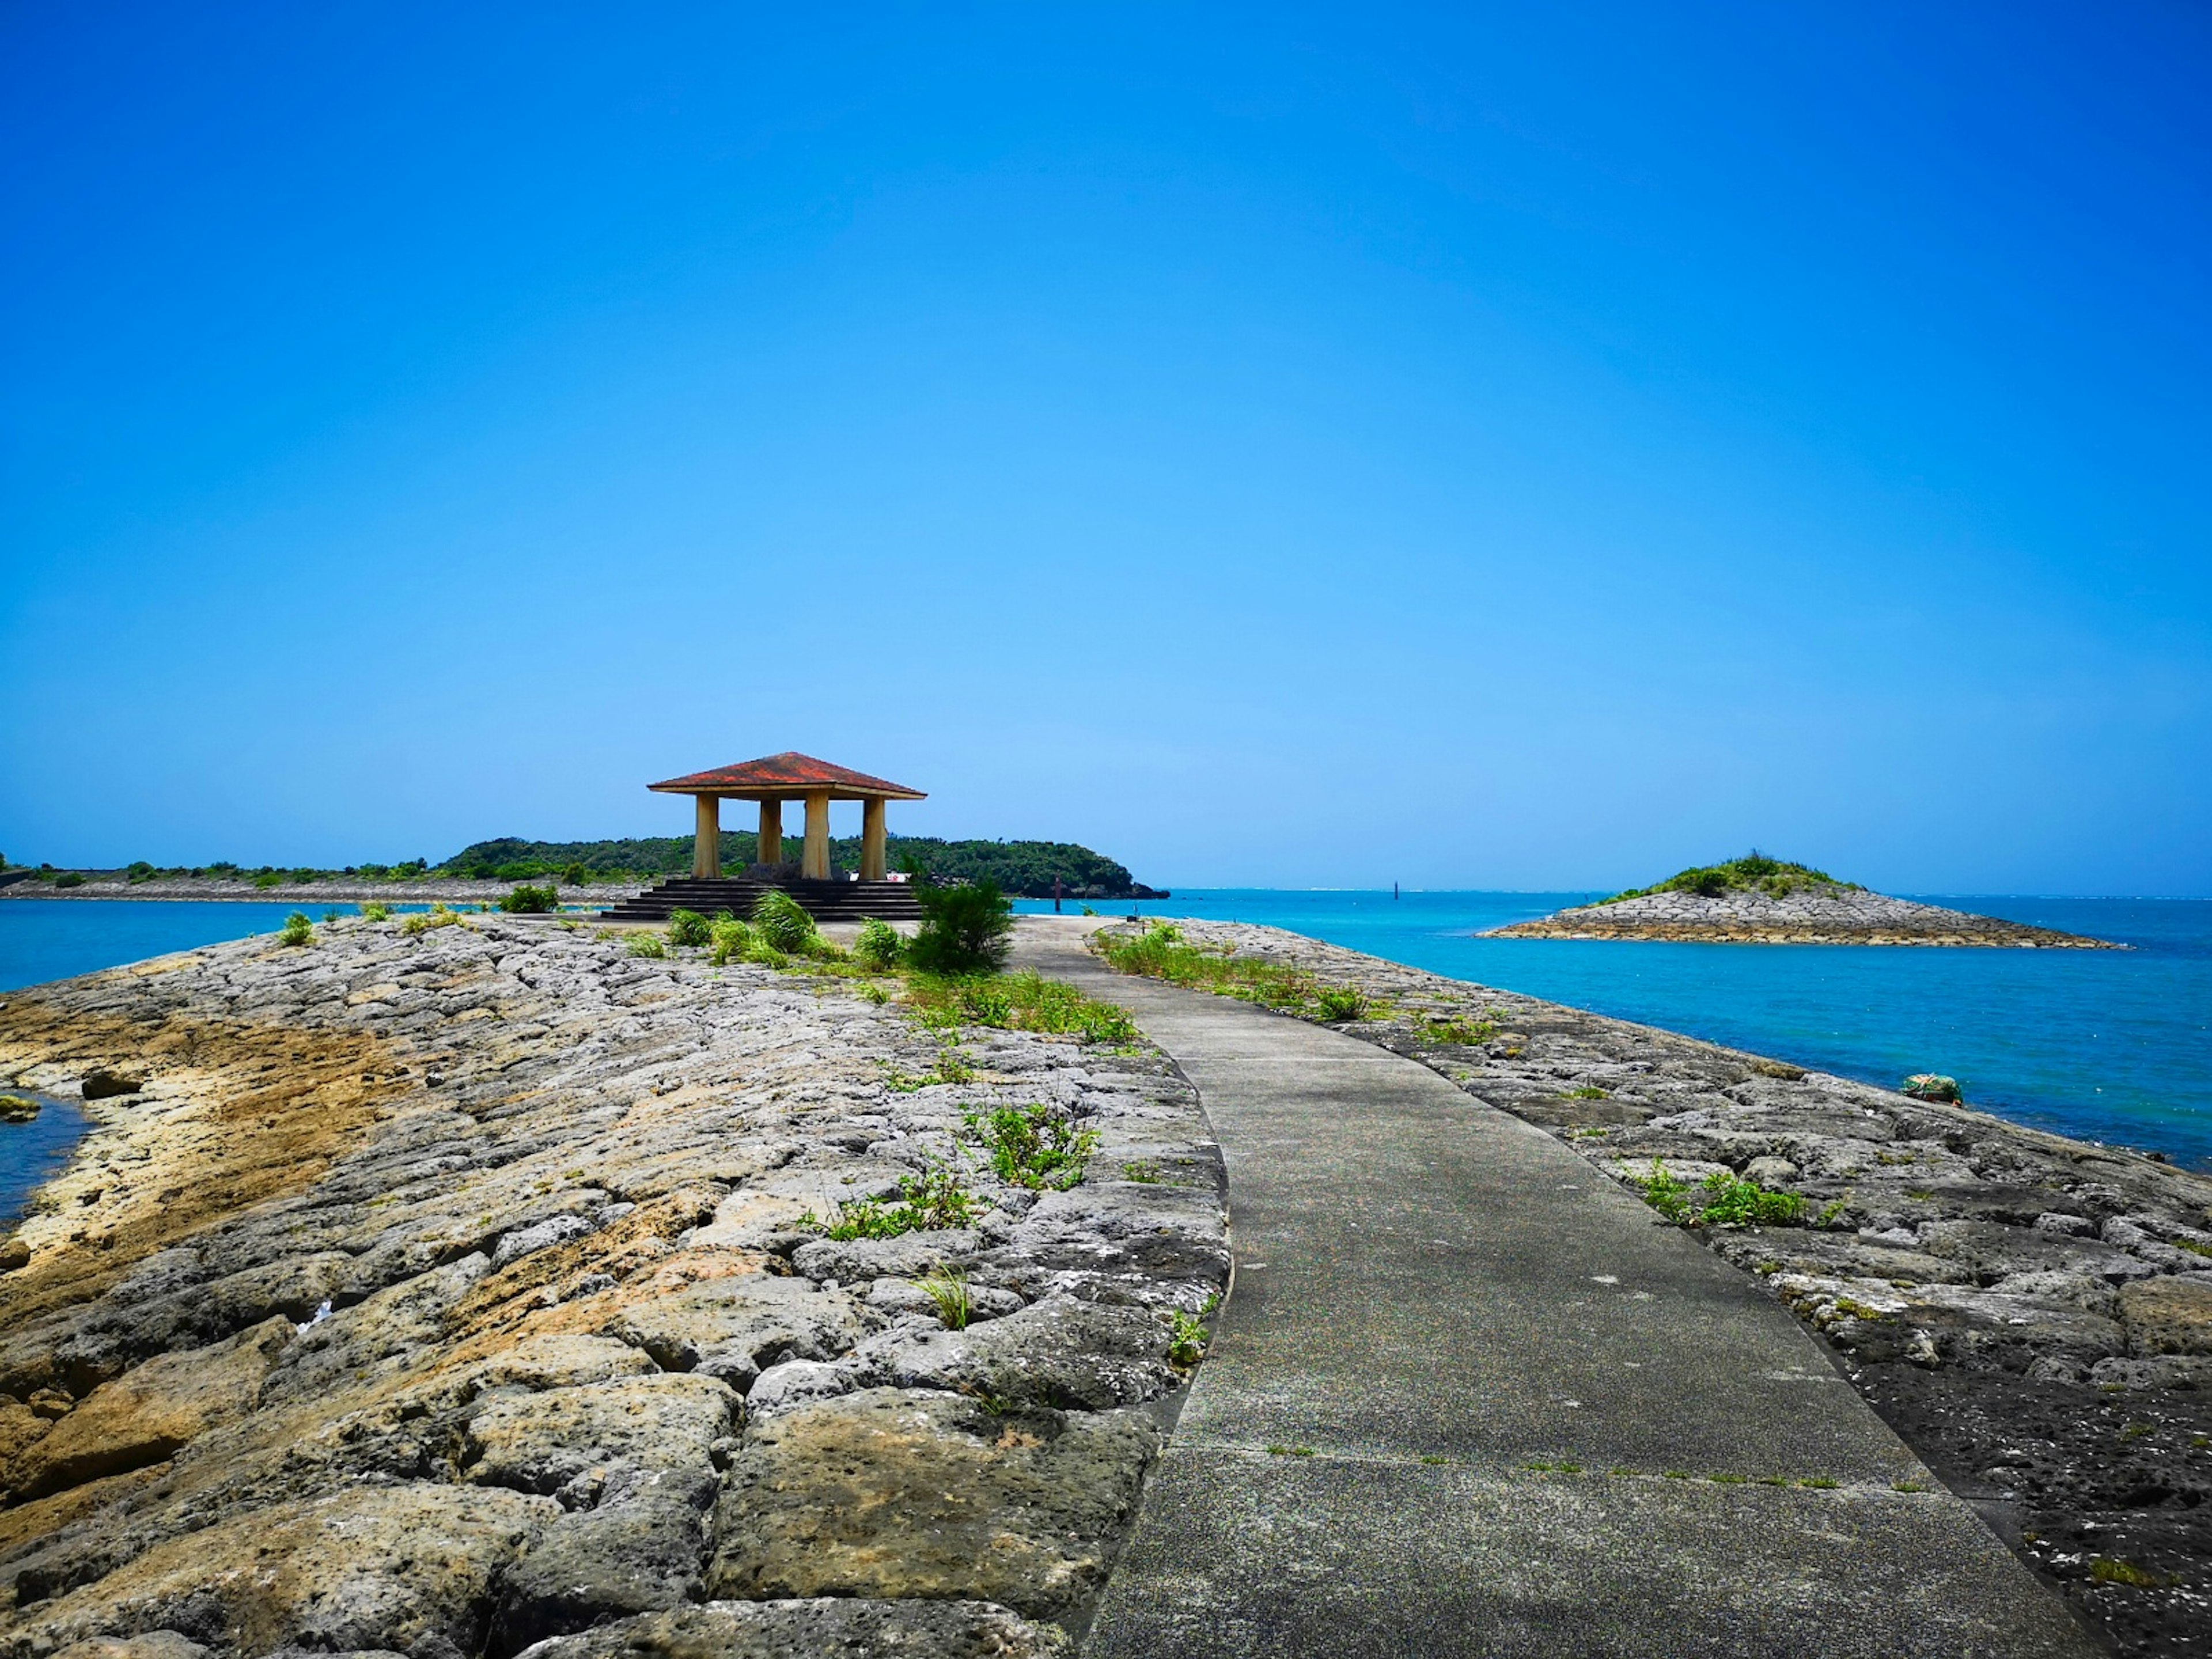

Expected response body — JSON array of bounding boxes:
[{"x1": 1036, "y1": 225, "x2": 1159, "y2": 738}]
[{"x1": 598, "y1": 876, "x2": 921, "y2": 925}]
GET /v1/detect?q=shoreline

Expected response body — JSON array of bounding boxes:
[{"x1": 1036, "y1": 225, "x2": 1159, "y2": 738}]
[
  {"x1": 1092, "y1": 918, "x2": 2212, "y2": 1656},
  {"x1": 0, "y1": 880, "x2": 646, "y2": 906}
]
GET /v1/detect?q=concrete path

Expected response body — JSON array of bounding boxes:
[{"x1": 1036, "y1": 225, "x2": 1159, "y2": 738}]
[{"x1": 1014, "y1": 921, "x2": 2094, "y2": 1659}]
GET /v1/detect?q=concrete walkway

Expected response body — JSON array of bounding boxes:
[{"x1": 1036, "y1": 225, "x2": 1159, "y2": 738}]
[{"x1": 1014, "y1": 921, "x2": 2094, "y2": 1659}]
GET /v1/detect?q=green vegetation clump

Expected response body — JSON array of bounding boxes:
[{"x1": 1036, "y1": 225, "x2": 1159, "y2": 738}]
[
  {"x1": 1315, "y1": 986, "x2": 1369, "y2": 1021},
  {"x1": 1100, "y1": 923, "x2": 1355, "y2": 1022},
  {"x1": 1600, "y1": 851, "x2": 1861, "y2": 906},
  {"x1": 751, "y1": 890, "x2": 819, "y2": 955},
  {"x1": 666, "y1": 907, "x2": 712, "y2": 946},
  {"x1": 804, "y1": 1165, "x2": 982, "y2": 1240},
  {"x1": 964, "y1": 1103, "x2": 1100, "y2": 1191},
  {"x1": 278, "y1": 912, "x2": 314, "y2": 948},
  {"x1": 361, "y1": 901, "x2": 393, "y2": 922},
  {"x1": 401, "y1": 903, "x2": 463, "y2": 938},
  {"x1": 1635, "y1": 1160, "x2": 1806, "y2": 1227},
  {"x1": 624, "y1": 932, "x2": 668, "y2": 959},
  {"x1": 2089, "y1": 1557, "x2": 2162, "y2": 1589},
  {"x1": 54, "y1": 873, "x2": 85, "y2": 889},
  {"x1": 920, "y1": 1268, "x2": 971, "y2": 1330},
  {"x1": 1165, "y1": 1309, "x2": 1208, "y2": 1366},
  {"x1": 902, "y1": 971, "x2": 1137, "y2": 1043},
  {"x1": 853, "y1": 918, "x2": 904, "y2": 971},
  {"x1": 501, "y1": 884, "x2": 558, "y2": 915},
  {"x1": 708, "y1": 916, "x2": 753, "y2": 967},
  {"x1": 907, "y1": 880, "x2": 1014, "y2": 975}
]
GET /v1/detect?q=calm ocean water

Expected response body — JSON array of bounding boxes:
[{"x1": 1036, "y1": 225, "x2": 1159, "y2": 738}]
[
  {"x1": 2, "y1": 893, "x2": 2207, "y2": 1211},
  {"x1": 1019, "y1": 889, "x2": 2212, "y2": 1173}
]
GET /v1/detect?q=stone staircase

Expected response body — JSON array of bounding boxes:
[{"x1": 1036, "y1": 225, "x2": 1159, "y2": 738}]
[{"x1": 594, "y1": 873, "x2": 922, "y2": 925}]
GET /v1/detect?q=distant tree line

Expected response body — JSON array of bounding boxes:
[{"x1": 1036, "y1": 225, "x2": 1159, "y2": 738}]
[
  {"x1": 3, "y1": 838, "x2": 1162, "y2": 899},
  {"x1": 438, "y1": 834, "x2": 1160, "y2": 898}
]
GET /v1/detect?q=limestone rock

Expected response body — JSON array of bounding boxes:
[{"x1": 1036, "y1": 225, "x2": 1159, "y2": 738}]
[
  {"x1": 5, "y1": 1319, "x2": 292, "y2": 1501},
  {"x1": 0, "y1": 918, "x2": 1225, "y2": 1653},
  {"x1": 462, "y1": 1374, "x2": 736, "y2": 1501},
  {"x1": 869, "y1": 1293, "x2": 1180, "y2": 1410},
  {"x1": 50, "y1": 1634, "x2": 209, "y2": 1659},
  {"x1": 512, "y1": 1598, "x2": 1068, "y2": 1659},
  {"x1": 12, "y1": 1485, "x2": 559, "y2": 1659},
  {"x1": 708, "y1": 1387, "x2": 1159, "y2": 1619},
  {"x1": 2119, "y1": 1274, "x2": 2212, "y2": 1356}
]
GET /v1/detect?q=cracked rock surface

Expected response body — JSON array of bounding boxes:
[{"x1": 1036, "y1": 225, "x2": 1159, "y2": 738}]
[
  {"x1": 0, "y1": 916, "x2": 1228, "y2": 1658},
  {"x1": 1101, "y1": 919, "x2": 2211, "y2": 1657}
]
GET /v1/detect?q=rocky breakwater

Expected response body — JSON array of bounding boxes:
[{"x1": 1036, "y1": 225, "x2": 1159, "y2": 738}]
[
  {"x1": 0, "y1": 916, "x2": 1228, "y2": 1659},
  {"x1": 1096, "y1": 920, "x2": 2212, "y2": 1657},
  {"x1": 1495, "y1": 885, "x2": 2117, "y2": 946}
]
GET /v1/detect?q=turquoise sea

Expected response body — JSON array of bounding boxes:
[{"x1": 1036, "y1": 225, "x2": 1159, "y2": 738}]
[
  {"x1": 2, "y1": 893, "x2": 2207, "y2": 1215},
  {"x1": 1017, "y1": 889, "x2": 2212, "y2": 1174}
]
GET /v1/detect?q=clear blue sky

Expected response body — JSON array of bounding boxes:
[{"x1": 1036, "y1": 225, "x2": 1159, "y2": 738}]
[{"x1": 5, "y1": 3, "x2": 2207, "y2": 894}]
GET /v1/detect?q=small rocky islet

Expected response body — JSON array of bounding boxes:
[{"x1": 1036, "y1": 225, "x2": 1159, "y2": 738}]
[
  {"x1": 0, "y1": 914, "x2": 1229, "y2": 1659},
  {"x1": 1092, "y1": 918, "x2": 2211, "y2": 1655},
  {"x1": 1494, "y1": 854, "x2": 2120, "y2": 946}
]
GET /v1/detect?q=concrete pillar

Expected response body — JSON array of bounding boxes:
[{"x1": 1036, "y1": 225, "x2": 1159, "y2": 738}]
[
  {"x1": 757, "y1": 800, "x2": 783, "y2": 866},
  {"x1": 860, "y1": 798, "x2": 887, "y2": 882},
  {"x1": 802, "y1": 792, "x2": 831, "y2": 881},
  {"x1": 693, "y1": 796, "x2": 721, "y2": 879}
]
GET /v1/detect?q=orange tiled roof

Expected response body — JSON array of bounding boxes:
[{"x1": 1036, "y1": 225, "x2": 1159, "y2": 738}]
[{"x1": 648, "y1": 751, "x2": 926, "y2": 800}]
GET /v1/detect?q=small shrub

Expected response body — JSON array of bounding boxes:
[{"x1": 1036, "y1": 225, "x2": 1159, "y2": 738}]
[
  {"x1": 1633, "y1": 1159, "x2": 1805, "y2": 1228},
  {"x1": 805, "y1": 1164, "x2": 982, "y2": 1240},
  {"x1": 251, "y1": 872, "x2": 281, "y2": 889},
  {"x1": 1902, "y1": 1073, "x2": 1962, "y2": 1103},
  {"x1": 709, "y1": 917, "x2": 753, "y2": 966},
  {"x1": 1315, "y1": 986, "x2": 1369, "y2": 1021},
  {"x1": 278, "y1": 911, "x2": 314, "y2": 948},
  {"x1": 965, "y1": 1103, "x2": 1099, "y2": 1191},
  {"x1": 667, "y1": 907, "x2": 711, "y2": 947},
  {"x1": 1566, "y1": 1085, "x2": 1610, "y2": 1100},
  {"x1": 404, "y1": 903, "x2": 460, "y2": 935},
  {"x1": 626, "y1": 933, "x2": 668, "y2": 959},
  {"x1": 1122, "y1": 1160, "x2": 1162, "y2": 1183},
  {"x1": 752, "y1": 890, "x2": 819, "y2": 954},
  {"x1": 502, "y1": 884, "x2": 558, "y2": 915},
  {"x1": 907, "y1": 880, "x2": 1014, "y2": 975},
  {"x1": 853, "y1": 918, "x2": 903, "y2": 971},
  {"x1": 1695, "y1": 1172, "x2": 1805, "y2": 1226},
  {"x1": 560, "y1": 862, "x2": 588, "y2": 885},
  {"x1": 1165, "y1": 1308, "x2": 1208, "y2": 1366},
  {"x1": 361, "y1": 901, "x2": 392, "y2": 922},
  {"x1": 920, "y1": 1268, "x2": 972, "y2": 1330}
]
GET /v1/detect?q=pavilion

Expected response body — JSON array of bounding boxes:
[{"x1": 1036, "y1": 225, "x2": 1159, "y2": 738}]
[{"x1": 648, "y1": 752, "x2": 927, "y2": 883}]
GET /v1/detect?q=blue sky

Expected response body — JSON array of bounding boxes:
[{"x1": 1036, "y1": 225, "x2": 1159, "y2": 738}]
[{"x1": 5, "y1": 3, "x2": 2207, "y2": 893}]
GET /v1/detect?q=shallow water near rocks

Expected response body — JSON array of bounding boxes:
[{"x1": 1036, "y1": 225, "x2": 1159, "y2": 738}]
[
  {"x1": 1022, "y1": 890, "x2": 2212, "y2": 1172},
  {"x1": 0, "y1": 1091, "x2": 88, "y2": 1224},
  {"x1": 3, "y1": 892, "x2": 2206, "y2": 1194}
]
